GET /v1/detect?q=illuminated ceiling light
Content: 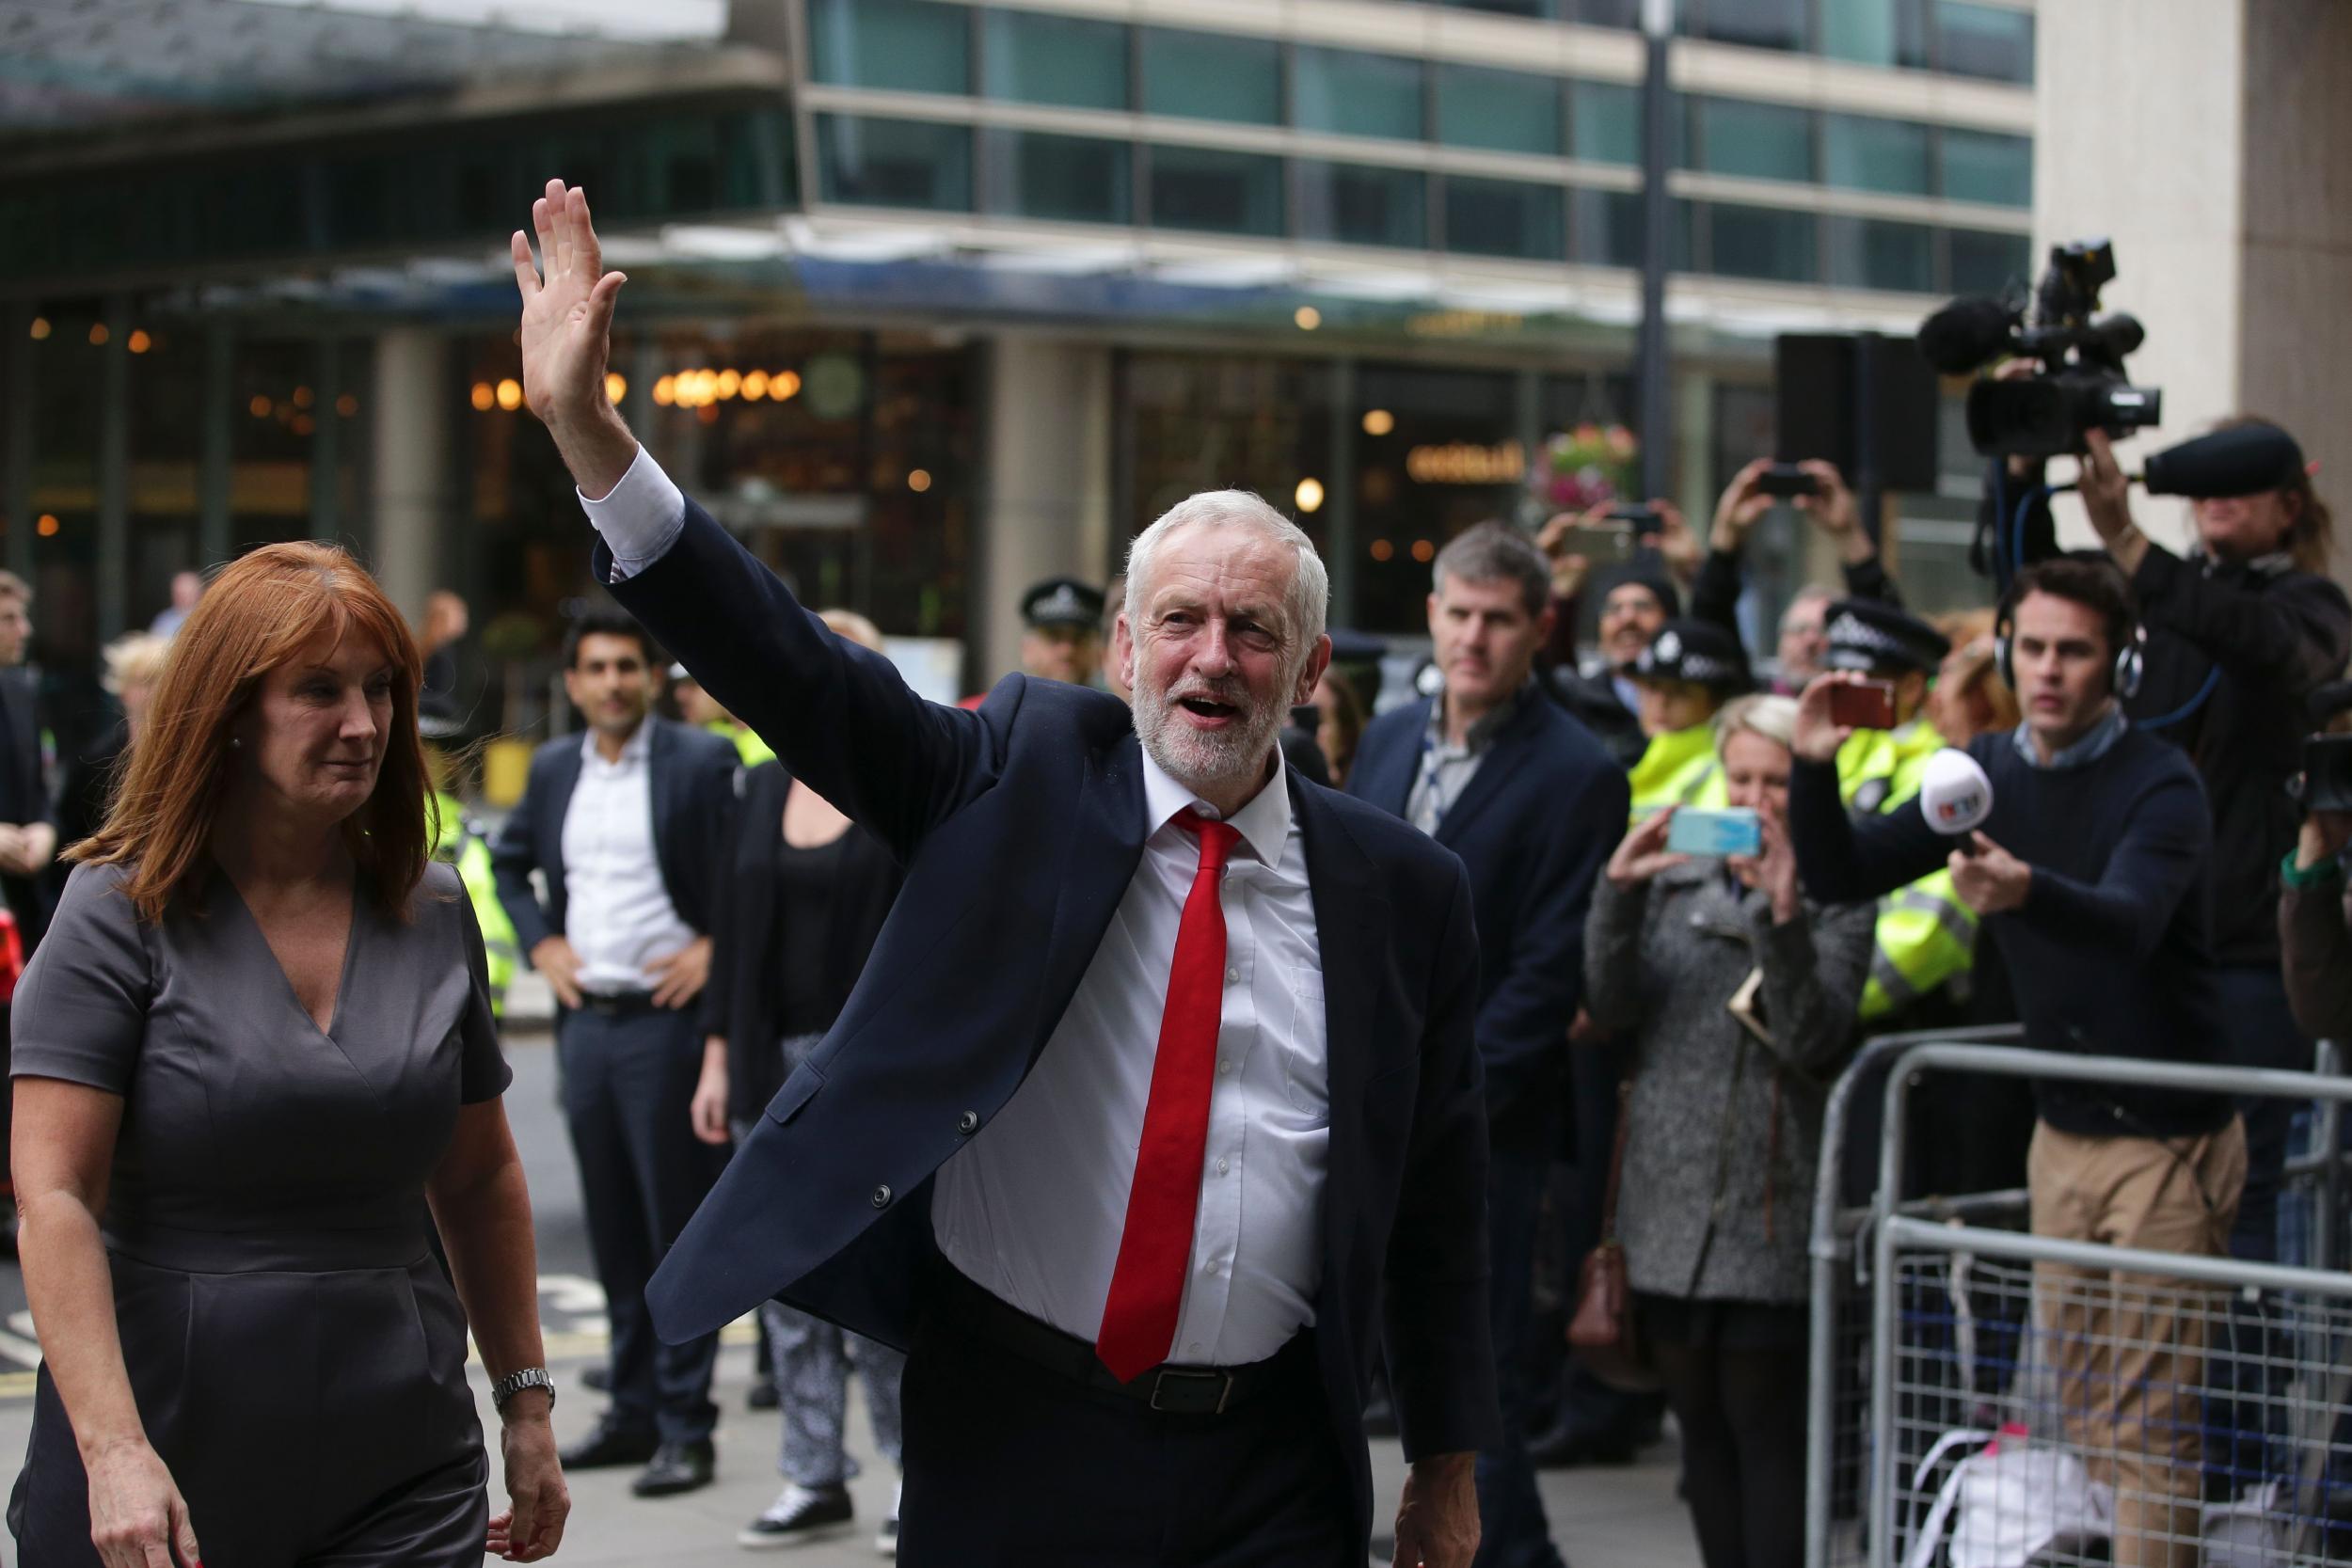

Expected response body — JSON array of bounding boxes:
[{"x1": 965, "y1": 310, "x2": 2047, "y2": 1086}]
[
  {"x1": 470, "y1": 382, "x2": 496, "y2": 412},
  {"x1": 249, "y1": 394, "x2": 274, "y2": 419},
  {"x1": 742, "y1": 370, "x2": 770, "y2": 402},
  {"x1": 715, "y1": 369, "x2": 741, "y2": 401},
  {"x1": 907, "y1": 468, "x2": 933, "y2": 494},
  {"x1": 35, "y1": 514, "x2": 59, "y2": 538},
  {"x1": 292, "y1": 386, "x2": 314, "y2": 409},
  {"x1": 605, "y1": 372, "x2": 628, "y2": 404},
  {"x1": 1293, "y1": 307, "x2": 1322, "y2": 331},
  {"x1": 1295, "y1": 477, "x2": 1326, "y2": 514},
  {"x1": 335, "y1": 393, "x2": 358, "y2": 418},
  {"x1": 126, "y1": 329, "x2": 152, "y2": 355},
  {"x1": 1410, "y1": 538, "x2": 1436, "y2": 563},
  {"x1": 27, "y1": 317, "x2": 50, "y2": 341},
  {"x1": 1370, "y1": 539, "x2": 1394, "y2": 562},
  {"x1": 1361, "y1": 409, "x2": 1395, "y2": 437},
  {"x1": 771, "y1": 370, "x2": 801, "y2": 401},
  {"x1": 653, "y1": 375, "x2": 677, "y2": 407},
  {"x1": 88, "y1": 323, "x2": 111, "y2": 346},
  {"x1": 495, "y1": 378, "x2": 523, "y2": 412}
]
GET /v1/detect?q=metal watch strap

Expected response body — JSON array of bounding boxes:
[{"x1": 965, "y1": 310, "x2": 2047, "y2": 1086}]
[{"x1": 491, "y1": 1367, "x2": 556, "y2": 1412}]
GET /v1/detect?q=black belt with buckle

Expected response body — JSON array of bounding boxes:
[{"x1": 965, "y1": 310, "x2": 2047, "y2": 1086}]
[
  {"x1": 579, "y1": 990, "x2": 660, "y2": 1017},
  {"x1": 934, "y1": 1264, "x2": 1302, "y2": 1417}
]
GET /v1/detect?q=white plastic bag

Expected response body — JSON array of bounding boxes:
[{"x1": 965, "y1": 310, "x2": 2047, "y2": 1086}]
[{"x1": 1901, "y1": 1423, "x2": 2115, "y2": 1568}]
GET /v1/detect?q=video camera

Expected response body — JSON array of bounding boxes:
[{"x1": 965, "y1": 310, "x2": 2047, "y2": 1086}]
[
  {"x1": 2293, "y1": 681, "x2": 2352, "y2": 815},
  {"x1": 1918, "y1": 239, "x2": 2163, "y2": 460}
]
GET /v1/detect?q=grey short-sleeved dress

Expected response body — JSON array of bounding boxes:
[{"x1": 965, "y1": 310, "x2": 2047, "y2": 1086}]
[{"x1": 7, "y1": 859, "x2": 514, "y2": 1568}]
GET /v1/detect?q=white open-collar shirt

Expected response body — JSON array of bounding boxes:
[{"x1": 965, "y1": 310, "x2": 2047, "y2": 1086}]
[{"x1": 584, "y1": 449, "x2": 1331, "y2": 1368}]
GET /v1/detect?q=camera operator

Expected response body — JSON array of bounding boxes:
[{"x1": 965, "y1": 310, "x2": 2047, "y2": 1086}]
[
  {"x1": 1789, "y1": 558, "x2": 2242, "y2": 1568},
  {"x1": 1692, "y1": 460, "x2": 1905, "y2": 691},
  {"x1": 2069, "y1": 420, "x2": 2349, "y2": 1275}
]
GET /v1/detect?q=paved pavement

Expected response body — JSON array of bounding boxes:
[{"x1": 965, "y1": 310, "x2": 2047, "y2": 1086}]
[{"x1": 0, "y1": 1008, "x2": 1702, "y2": 1567}]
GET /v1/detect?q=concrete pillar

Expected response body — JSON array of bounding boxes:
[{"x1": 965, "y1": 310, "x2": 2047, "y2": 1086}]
[
  {"x1": 370, "y1": 330, "x2": 450, "y2": 624},
  {"x1": 977, "y1": 335, "x2": 1113, "y2": 686}
]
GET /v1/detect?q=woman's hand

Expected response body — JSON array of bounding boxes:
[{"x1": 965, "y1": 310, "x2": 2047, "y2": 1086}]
[
  {"x1": 1606, "y1": 809, "x2": 1690, "y2": 890},
  {"x1": 84, "y1": 1435, "x2": 200, "y2": 1568},
  {"x1": 487, "y1": 1403, "x2": 569, "y2": 1562},
  {"x1": 1791, "y1": 674, "x2": 1861, "y2": 764},
  {"x1": 2079, "y1": 429, "x2": 2146, "y2": 571},
  {"x1": 691, "y1": 1040, "x2": 731, "y2": 1147},
  {"x1": 1711, "y1": 459, "x2": 1775, "y2": 553}
]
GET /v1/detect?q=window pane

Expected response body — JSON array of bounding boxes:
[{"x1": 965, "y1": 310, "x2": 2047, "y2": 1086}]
[
  {"x1": 1821, "y1": 0, "x2": 1930, "y2": 68},
  {"x1": 1822, "y1": 114, "x2": 1930, "y2": 194},
  {"x1": 1937, "y1": 2, "x2": 2034, "y2": 84},
  {"x1": 1696, "y1": 0, "x2": 1808, "y2": 52},
  {"x1": 1295, "y1": 48, "x2": 1424, "y2": 141},
  {"x1": 1949, "y1": 228, "x2": 2030, "y2": 293},
  {"x1": 1571, "y1": 81, "x2": 1642, "y2": 166},
  {"x1": 1435, "y1": 65, "x2": 1561, "y2": 155},
  {"x1": 1707, "y1": 203, "x2": 1817, "y2": 281},
  {"x1": 1567, "y1": 0, "x2": 1641, "y2": 24},
  {"x1": 983, "y1": 10, "x2": 1128, "y2": 111},
  {"x1": 987, "y1": 131, "x2": 1129, "y2": 224},
  {"x1": 1571, "y1": 187, "x2": 1643, "y2": 268},
  {"x1": 1444, "y1": 177, "x2": 1565, "y2": 261},
  {"x1": 1445, "y1": 0, "x2": 1563, "y2": 17},
  {"x1": 1942, "y1": 128, "x2": 2031, "y2": 206},
  {"x1": 816, "y1": 117, "x2": 973, "y2": 211},
  {"x1": 1297, "y1": 162, "x2": 1427, "y2": 248},
  {"x1": 1694, "y1": 98, "x2": 1814, "y2": 182},
  {"x1": 1140, "y1": 28, "x2": 1281, "y2": 125},
  {"x1": 806, "y1": 0, "x2": 968, "y2": 94},
  {"x1": 1148, "y1": 145, "x2": 1284, "y2": 235},
  {"x1": 1827, "y1": 215, "x2": 1934, "y2": 292}
]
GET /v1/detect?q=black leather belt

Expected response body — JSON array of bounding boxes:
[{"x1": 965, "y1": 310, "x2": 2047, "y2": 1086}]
[
  {"x1": 579, "y1": 990, "x2": 660, "y2": 1017},
  {"x1": 934, "y1": 1264, "x2": 1305, "y2": 1417}
]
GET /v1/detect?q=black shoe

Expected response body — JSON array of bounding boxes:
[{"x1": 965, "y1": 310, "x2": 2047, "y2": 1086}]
[
  {"x1": 630, "y1": 1438, "x2": 716, "y2": 1497},
  {"x1": 738, "y1": 1482, "x2": 854, "y2": 1548},
  {"x1": 559, "y1": 1416, "x2": 660, "y2": 1470},
  {"x1": 580, "y1": 1363, "x2": 612, "y2": 1393},
  {"x1": 746, "y1": 1379, "x2": 780, "y2": 1412}
]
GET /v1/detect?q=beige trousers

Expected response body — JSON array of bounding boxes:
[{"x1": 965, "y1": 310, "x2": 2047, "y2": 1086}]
[{"x1": 2026, "y1": 1117, "x2": 2247, "y2": 1568}]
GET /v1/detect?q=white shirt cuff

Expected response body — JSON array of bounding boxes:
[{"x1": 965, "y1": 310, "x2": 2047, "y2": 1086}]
[{"x1": 578, "y1": 445, "x2": 686, "y2": 581}]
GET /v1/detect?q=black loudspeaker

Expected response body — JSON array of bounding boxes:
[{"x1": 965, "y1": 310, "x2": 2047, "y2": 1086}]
[{"x1": 1774, "y1": 333, "x2": 1940, "y2": 493}]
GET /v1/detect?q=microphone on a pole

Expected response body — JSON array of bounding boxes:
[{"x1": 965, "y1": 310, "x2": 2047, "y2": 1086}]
[{"x1": 2140, "y1": 423, "x2": 2306, "y2": 499}]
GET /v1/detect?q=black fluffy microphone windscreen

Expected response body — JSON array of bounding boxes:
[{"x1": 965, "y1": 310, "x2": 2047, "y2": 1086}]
[
  {"x1": 1916, "y1": 296, "x2": 2017, "y2": 375},
  {"x1": 2141, "y1": 423, "x2": 2306, "y2": 499}
]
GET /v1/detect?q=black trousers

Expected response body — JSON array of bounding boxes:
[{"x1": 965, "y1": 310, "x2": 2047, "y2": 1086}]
[
  {"x1": 557, "y1": 1003, "x2": 725, "y2": 1444},
  {"x1": 897, "y1": 1295, "x2": 1355, "y2": 1567},
  {"x1": 1641, "y1": 1296, "x2": 1808, "y2": 1568}
]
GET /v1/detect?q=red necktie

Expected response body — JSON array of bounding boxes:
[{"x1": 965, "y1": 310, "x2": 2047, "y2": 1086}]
[{"x1": 1095, "y1": 809, "x2": 1241, "y2": 1382}]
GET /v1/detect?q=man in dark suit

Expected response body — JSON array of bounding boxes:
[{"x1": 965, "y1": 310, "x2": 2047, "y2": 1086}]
[
  {"x1": 1349, "y1": 523, "x2": 1627, "y2": 1568},
  {"x1": 491, "y1": 606, "x2": 738, "y2": 1497},
  {"x1": 0, "y1": 571, "x2": 55, "y2": 1210},
  {"x1": 511, "y1": 179, "x2": 1493, "y2": 1567}
]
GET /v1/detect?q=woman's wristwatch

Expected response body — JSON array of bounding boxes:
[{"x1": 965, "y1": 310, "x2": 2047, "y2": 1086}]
[{"x1": 491, "y1": 1367, "x2": 557, "y2": 1414}]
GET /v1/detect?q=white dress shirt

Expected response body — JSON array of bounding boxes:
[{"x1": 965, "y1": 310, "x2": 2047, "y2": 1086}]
[
  {"x1": 560, "y1": 721, "x2": 697, "y2": 994},
  {"x1": 578, "y1": 448, "x2": 1332, "y2": 1366}
]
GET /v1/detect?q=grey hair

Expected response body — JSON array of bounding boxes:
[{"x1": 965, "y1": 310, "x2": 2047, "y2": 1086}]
[
  {"x1": 1432, "y1": 520, "x2": 1550, "y2": 617},
  {"x1": 1713, "y1": 693, "x2": 1799, "y2": 758},
  {"x1": 1123, "y1": 490, "x2": 1329, "y2": 655}
]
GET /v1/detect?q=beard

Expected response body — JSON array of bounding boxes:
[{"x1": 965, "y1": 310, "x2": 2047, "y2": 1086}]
[{"x1": 1134, "y1": 667, "x2": 1286, "y2": 794}]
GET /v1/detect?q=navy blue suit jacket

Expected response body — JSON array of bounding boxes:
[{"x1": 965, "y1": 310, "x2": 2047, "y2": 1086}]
[
  {"x1": 1348, "y1": 689, "x2": 1627, "y2": 1151},
  {"x1": 489, "y1": 717, "x2": 738, "y2": 958},
  {"x1": 610, "y1": 501, "x2": 1502, "y2": 1522}
]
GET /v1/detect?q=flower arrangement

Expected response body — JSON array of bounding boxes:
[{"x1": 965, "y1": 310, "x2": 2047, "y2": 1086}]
[{"x1": 1529, "y1": 422, "x2": 1639, "y2": 513}]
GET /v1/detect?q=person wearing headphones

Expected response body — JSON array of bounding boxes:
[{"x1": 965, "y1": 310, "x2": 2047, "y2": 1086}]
[{"x1": 1789, "y1": 557, "x2": 2242, "y2": 1568}]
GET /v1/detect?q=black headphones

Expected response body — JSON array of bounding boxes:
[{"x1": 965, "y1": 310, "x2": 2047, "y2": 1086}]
[{"x1": 1993, "y1": 577, "x2": 2144, "y2": 701}]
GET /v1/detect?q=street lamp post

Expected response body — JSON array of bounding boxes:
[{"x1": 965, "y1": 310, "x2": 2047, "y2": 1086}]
[{"x1": 1636, "y1": 0, "x2": 1674, "y2": 502}]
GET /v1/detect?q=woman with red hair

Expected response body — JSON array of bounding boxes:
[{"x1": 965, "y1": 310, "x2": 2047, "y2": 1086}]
[{"x1": 8, "y1": 544, "x2": 568, "y2": 1566}]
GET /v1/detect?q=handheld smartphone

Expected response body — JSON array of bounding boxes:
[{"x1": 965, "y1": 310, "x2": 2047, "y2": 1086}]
[
  {"x1": 1549, "y1": 522, "x2": 1637, "y2": 562},
  {"x1": 1666, "y1": 807, "x2": 1762, "y2": 858},
  {"x1": 1827, "y1": 679, "x2": 1899, "y2": 730},
  {"x1": 1756, "y1": 462, "x2": 1820, "y2": 499}
]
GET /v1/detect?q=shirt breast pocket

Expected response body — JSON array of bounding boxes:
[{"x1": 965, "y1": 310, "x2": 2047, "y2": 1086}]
[{"x1": 1279, "y1": 974, "x2": 1332, "y2": 1125}]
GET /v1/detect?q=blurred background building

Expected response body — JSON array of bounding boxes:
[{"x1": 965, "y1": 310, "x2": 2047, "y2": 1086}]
[{"x1": 2, "y1": 0, "x2": 2042, "y2": 759}]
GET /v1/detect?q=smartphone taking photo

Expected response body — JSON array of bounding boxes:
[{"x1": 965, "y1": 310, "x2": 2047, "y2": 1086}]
[{"x1": 1826, "y1": 679, "x2": 1899, "y2": 731}]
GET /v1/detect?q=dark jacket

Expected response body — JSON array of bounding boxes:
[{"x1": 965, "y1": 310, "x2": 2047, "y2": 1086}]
[
  {"x1": 702, "y1": 761, "x2": 903, "y2": 1125},
  {"x1": 2124, "y1": 546, "x2": 2351, "y2": 973},
  {"x1": 1688, "y1": 545, "x2": 1904, "y2": 641},
  {"x1": 1542, "y1": 665, "x2": 1646, "y2": 769},
  {"x1": 489, "y1": 718, "x2": 739, "y2": 961},
  {"x1": 0, "y1": 668, "x2": 55, "y2": 945},
  {"x1": 1347, "y1": 688, "x2": 1628, "y2": 1151},
  {"x1": 613, "y1": 501, "x2": 1501, "y2": 1539}
]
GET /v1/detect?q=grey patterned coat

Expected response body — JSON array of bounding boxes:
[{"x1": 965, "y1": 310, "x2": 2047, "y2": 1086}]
[{"x1": 1584, "y1": 863, "x2": 1876, "y2": 1304}]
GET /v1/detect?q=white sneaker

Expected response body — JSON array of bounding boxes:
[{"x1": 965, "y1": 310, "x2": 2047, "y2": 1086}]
[
  {"x1": 738, "y1": 1482, "x2": 854, "y2": 1550},
  {"x1": 874, "y1": 1480, "x2": 900, "y2": 1557}
]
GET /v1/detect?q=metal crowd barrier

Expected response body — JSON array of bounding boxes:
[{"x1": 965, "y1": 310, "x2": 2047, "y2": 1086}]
[{"x1": 1804, "y1": 1033, "x2": 2352, "y2": 1568}]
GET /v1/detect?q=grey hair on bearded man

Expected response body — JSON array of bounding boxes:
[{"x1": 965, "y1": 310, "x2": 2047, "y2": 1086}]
[{"x1": 1121, "y1": 490, "x2": 1330, "y2": 665}]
